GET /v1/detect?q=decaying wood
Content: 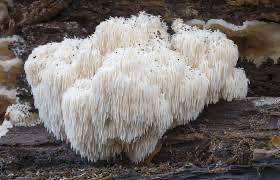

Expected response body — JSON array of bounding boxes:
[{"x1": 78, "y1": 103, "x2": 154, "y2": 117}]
[{"x1": 0, "y1": 97, "x2": 279, "y2": 178}]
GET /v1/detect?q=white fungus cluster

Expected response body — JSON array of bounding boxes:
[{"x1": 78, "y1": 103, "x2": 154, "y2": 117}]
[
  {"x1": 24, "y1": 12, "x2": 248, "y2": 163},
  {"x1": 171, "y1": 19, "x2": 247, "y2": 103},
  {"x1": 5, "y1": 102, "x2": 40, "y2": 127},
  {"x1": 0, "y1": 102, "x2": 40, "y2": 138}
]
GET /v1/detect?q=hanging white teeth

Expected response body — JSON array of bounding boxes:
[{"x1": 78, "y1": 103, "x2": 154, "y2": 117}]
[{"x1": 24, "y1": 12, "x2": 248, "y2": 163}]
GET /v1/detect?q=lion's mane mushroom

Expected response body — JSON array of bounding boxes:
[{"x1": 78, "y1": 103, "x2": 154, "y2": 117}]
[{"x1": 24, "y1": 12, "x2": 248, "y2": 163}]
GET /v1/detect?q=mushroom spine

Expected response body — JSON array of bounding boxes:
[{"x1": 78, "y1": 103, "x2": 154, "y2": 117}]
[{"x1": 24, "y1": 12, "x2": 248, "y2": 163}]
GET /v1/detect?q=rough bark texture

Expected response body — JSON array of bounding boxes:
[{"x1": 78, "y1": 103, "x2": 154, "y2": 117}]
[
  {"x1": 237, "y1": 60, "x2": 280, "y2": 97},
  {"x1": 2, "y1": 0, "x2": 280, "y2": 35},
  {"x1": 0, "y1": 0, "x2": 279, "y2": 178},
  {"x1": 0, "y1": 98, "x2": 279, "y2": 178}
]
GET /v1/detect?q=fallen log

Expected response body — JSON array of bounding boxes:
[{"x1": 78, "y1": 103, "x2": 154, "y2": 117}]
[{"x1": 0, "y1": 97, "x2": 279, "y2": 178}]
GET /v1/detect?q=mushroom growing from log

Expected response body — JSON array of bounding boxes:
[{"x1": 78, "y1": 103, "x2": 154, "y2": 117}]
[{"x1": 24, "y1": 12, "x2": 248, "y2": 163}]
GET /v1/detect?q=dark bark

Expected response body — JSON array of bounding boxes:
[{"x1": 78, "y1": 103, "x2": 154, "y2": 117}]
[
  {"x1": 1, "y1": 0, "x2": 279, "y2": 178},
  {"x1": 0, "y1": 97, "x2": 279, "y2": 178}
]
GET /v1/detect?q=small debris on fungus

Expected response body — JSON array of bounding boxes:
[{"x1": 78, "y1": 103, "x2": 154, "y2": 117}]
[{"x1": 24, "y1": 12, "x2": 248, "y2": 163}]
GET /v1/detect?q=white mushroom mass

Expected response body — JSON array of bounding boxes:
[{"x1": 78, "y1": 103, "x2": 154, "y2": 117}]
[{"x1": 24, "y1": 12, "x2": 248, "y2": 163}]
